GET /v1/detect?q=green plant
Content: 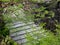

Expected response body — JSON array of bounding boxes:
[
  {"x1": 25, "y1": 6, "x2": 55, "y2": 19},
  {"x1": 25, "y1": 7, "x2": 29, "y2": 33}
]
[
  {"x1": 0, "y1": 0, "x2": 60, "y2": 45},
  {"x1": 30, "y1": 0, "x2": 60, "y2": 35},
  {"x1": 25, "y1": 25, "x2": 60, "y2": 45},
  {"x1": 1, "y1": 36, "x2": 18, "y2": 45},
  {"x1": 0, "y1": 0, "x2": 23, "y2": 45},
  {"x1": 24, "y1": 0, "x2": 60, "y2": 45}
]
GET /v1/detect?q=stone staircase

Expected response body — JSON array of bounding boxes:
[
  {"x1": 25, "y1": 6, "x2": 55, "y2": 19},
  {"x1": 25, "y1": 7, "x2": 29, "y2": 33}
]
[
  {"x1": 4, "y1": 8, "x2": 45, "y2": 45},
  {"x1": 8, "y1": 21, "x2": 41, "y2": 45}
]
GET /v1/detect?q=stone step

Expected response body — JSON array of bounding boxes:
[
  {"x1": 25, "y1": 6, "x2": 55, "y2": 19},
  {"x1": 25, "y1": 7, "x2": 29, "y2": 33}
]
[{"x1": 10, "y1": 22, "x2": 41, "y2": 45}]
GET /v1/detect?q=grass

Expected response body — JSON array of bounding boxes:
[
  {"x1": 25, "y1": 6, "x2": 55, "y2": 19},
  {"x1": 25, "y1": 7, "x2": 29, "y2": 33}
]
[{"x1": 2, "y1": 1, "x2": 60, "y2": 45}]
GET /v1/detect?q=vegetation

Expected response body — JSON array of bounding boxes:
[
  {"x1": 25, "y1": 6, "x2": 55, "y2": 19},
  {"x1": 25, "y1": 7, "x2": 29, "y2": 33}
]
[
  {"x1": 25, "y1": 0, "x2": 60, "y2": 45},
  {"x1": 0, "y1": 0, "x2": 60, "y2": 45}
]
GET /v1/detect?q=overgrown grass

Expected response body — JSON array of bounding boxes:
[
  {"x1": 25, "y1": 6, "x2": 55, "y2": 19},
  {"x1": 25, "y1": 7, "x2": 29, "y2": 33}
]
[
  {"x1": 1, "y1": 0, "x2": 60, "y2": 45},
  {"x1": 25, "y1": 26, "x2": 60, "y2": 45}
]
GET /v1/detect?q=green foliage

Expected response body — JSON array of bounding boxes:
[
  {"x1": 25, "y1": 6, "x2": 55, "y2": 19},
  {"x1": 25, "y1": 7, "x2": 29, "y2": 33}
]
[
  {"x1": 13, "y1": 0, "x2": 19, "y2": 2},
  {"x1": 24, "y1": 0, "x2": 60, "y2": 45},
  {"x1": 1, "y1": 36, "x2": 18, "y2": 45},
  {"x1": 1, "y1": 0, "x2": 60, "y2": 45},
  {"x1": 1, "y1": 0, "x2": 19, "y2": 2},
  {"x1": 3, "y1": 4, "x2": 24, "y2": 22},
  {"x1": 25, "y1": 26, "x2": 60, "y2": 45},
  {"x1": 33, "y1": 6, "x2": 55, "y2": 21},
  {"x1": 1, "y1": 0, "x2": 10, "y2": 2},
  {"x1": 0, "y1": 27, "x2": 9, "y2": 37},
  {"x1": 29, "y1": 0, "x2": 45, "y2": 3},
  {"x1": 33, "y1": 6, "x2": 46, "y2": 12}
]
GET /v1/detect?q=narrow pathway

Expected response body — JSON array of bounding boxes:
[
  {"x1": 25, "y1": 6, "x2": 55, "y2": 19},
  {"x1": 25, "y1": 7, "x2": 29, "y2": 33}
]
[{"x1": 4, "y1": 8, "x2": 45, "y2": 45}]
